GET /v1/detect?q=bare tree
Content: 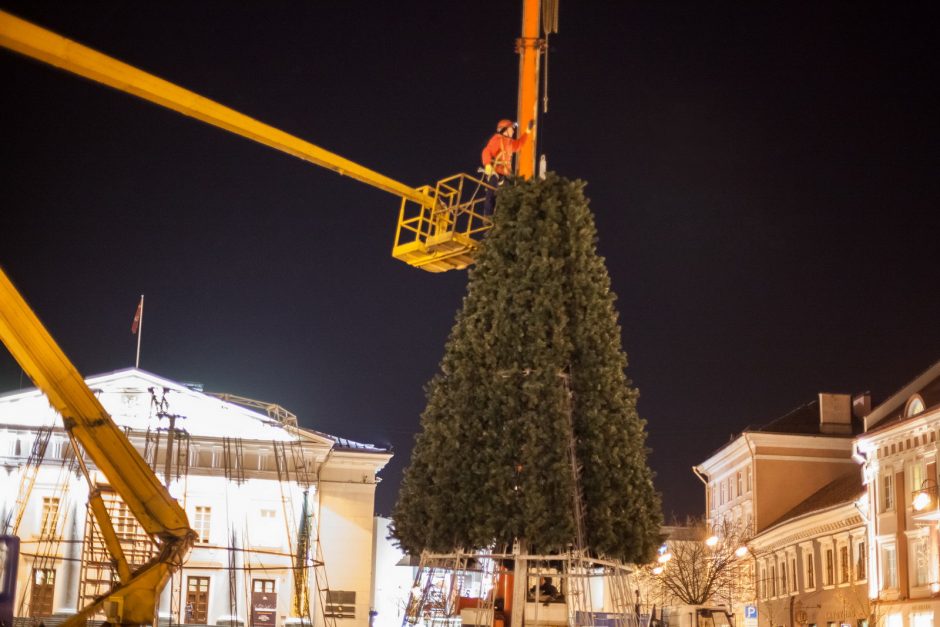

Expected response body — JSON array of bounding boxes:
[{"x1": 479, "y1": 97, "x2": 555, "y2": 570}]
[{"x1": 636, "y1": 518, "x2": 753, "y2": 607}]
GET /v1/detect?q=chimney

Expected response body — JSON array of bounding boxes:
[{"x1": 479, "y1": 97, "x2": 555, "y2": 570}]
[
  {"x1": 818, "y1": 393, "x2": 852, "y2": 435},
  {"x1": 852, "y1": 392, "x2": 872, "y2": 420}
]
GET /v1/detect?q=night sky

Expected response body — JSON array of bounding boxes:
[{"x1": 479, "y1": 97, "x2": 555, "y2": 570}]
[{"x1": 1, "y1": 2, "x2": 938, "y2": 520}]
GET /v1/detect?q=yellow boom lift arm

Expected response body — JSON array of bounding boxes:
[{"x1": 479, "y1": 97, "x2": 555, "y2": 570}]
[
  {"x1": 0, "y1": 267, "x2": 196, "y2": 626},
  {"x1": 0, "y1": 10, "x2": 498, "y2": 272}
]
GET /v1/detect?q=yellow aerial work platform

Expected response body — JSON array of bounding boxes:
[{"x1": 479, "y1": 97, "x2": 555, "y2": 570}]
[{"x1": 392, "y1": 173, "x2": 495, "y2": 272}]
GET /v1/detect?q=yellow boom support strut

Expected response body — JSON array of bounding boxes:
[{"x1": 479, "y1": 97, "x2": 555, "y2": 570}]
[
  {"x1": 0, "y1": 9, "x2": 493, "y2": 272},
  {"x1": 0, "y1": 267, "x2": 196, "y2": 625}
]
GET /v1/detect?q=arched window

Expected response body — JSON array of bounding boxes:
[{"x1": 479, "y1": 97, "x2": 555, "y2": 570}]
[{"x1": 905, "y1": 395, "x2": 926, "y2": 418}]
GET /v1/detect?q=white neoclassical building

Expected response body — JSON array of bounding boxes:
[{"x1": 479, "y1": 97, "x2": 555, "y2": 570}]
[{"x1": 0, "y1": 368, "x2": 391, "y2": 627}]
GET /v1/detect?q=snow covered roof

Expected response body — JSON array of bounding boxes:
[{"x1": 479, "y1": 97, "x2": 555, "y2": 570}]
[{"x1": 0, "y1": 367, "x2": 388, "y2": 453}]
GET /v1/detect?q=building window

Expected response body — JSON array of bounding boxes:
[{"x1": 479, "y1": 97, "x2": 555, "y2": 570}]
[
  {"x1": 721, "y1": 482, "x2": 727, "y2": 505},
  {"x1": 883, "y1": 545, "x2": 898, "y2": 590},
  {"x1": 771, "y1": 564, "x2": 777, "y2": 596},
  {"x1": 906, "y1": 396, "x2": 926, "y2": 418},
  {"x1": 39, "y1": 497, "x2": 60, "y2": 539},
  {"x1": 112, "y1": 501, "x2": 136, "y2": 538},
  {"x1": 910, "y1": 460, "x2": 927, "y2": 497},
  {"x1": 839, "y1": 545, "x2": 850, "y2": 584},
  {"x1": 806, "y1": 553, "x2": 815, "y2": 589},
  {"x1": 29, "y1": 568, "x2": 55, "y2": 617},
  {"x1": 913, "y1": 537, "x2": 929, "y2": 587},
  {"x1": 781, "y1": 560, "x2": 788, "y2": 594},
  {"x1": 856, "y1": 541, "x2": 866, "y2": 580},
  {"x1": 746, "y1": 465, "x2": 752, "y2": 492},
  {"x1": 911, "y1": 613, "x2": 933, "y2": 627},
  {"x1": 791, "y1": 557, "x2": 798, "y2": 593},
  {"x1": 186, "y1": 576, "x2": 210, "y2": 623},
  {"x1": 326, "y1": 590, "x2": 356, "y2": 619},
  {"x1": 193, "y1": 506, "x2": 211, "y2": 545},
  {"x1": 825, "y1": 548, "x2": 834, "y2": 586},
  {"x1": 883, "y1": 473, "x2": 894, "y2": 512},
  {"x1": 737, "y1": 472, "x2": 743, "y2": 498}
]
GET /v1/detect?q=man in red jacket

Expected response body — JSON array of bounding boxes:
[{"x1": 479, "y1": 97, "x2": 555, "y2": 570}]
[{"x1": 481, "y1": 118, "x2": 533, "y2": 215}]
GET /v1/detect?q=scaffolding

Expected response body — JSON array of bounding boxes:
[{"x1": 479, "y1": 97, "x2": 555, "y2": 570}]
[
  {"x1": 77, "y1": 488, "x2": 159, "y2": 618},
  {"x1": 272, "y1": 440, "x2": 335, "y2": 627},
  {"x1": 15, "y1": 451, "x2": 77, "y2": 619},
  {"x1": 3, "y1": 426, "x2": 53, "y2": 535}
]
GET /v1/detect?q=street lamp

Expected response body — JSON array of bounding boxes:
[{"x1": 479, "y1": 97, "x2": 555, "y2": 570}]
[
  {"x1": 735, "y1": 546, "x2": 749, "y2": 558},
  {"x1": 913, "y1": 479, "x2": 937, "y2": 512},
  {"x1": 705, "y1": 535, "x2": 719, "y2": 548}
]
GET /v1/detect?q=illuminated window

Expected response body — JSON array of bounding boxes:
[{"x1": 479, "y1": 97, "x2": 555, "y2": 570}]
[
  {"x1": 39, "y1": 497, "x2": 60, "y2": 539},
  {"x1": 806, "y1": 553, "x2": 815, "y2": 589},
  {"x1": 906, "y1": 396, "x2": 926, "y2": 418},
  {"x1": 882, "y1": 545, "x2": 898, "y2": 590},
  {"x1": 840, "y1": 545, "x2": 850, "y2": 584},
  {"x1": 882, "y1": 473, "x2": 894, "y2": 512},
  {"x1": 736, "y1": 472, "x2": 743, "y2": 498},
  {"x1": 825, "y1": 548, "x2": 834, "y2": 585},
  {"x1": 856, "y1": 541, "x2": 866, "y2": 580},
  {"x1": 913, "y1": 537, "x2": 929, "y2": 587},
  {"x1": 910, "y1": 460, "x2": 926, "y2": 496},
  {"x1": 193, "y1": 506, "x2": 211, "y2": 545},
  {"x1": 746, "y1": 465, "x2": 752, "y2": 492}
]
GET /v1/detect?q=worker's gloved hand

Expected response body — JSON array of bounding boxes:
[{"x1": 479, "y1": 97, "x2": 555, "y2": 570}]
[
  {"x1": 484, "y1": 164, "x2": 493, "y2": 176},
  {"x1": 527, "y1": 119, "x2": 535, "y2": 132}
]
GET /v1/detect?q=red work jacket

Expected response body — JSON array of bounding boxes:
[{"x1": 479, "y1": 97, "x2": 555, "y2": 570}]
[{"x1": 481, "y1": 132, "x2": 528, "y2": 176}]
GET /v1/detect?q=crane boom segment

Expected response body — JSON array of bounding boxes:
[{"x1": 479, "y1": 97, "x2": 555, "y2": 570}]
[{"x1": 0, "y1": 10, "x2": 433, "y2": 208}]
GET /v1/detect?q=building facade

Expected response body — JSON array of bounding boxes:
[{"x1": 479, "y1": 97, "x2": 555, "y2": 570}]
[
  {"x1": 856, "y1": 360, "x2": 940, "y2": 627},
  {"x1": 693, "y1": 393, "x2": 867, "y2": 627},
  {"x1": 749, "y1": 474, "x2": 869, "y2": 627},
  {"x1": 0, "y1": 369, "x2": 391, "y2": 627}
]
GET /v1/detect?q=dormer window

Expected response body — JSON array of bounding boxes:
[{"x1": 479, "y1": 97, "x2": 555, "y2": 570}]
[{"x1": 906, "y1": 395, "x2": 926, "y2": 418}]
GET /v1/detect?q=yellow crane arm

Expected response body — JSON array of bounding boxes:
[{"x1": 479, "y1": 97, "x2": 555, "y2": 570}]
[
  {"x1": 0, "y1": 267, "x2": 194, "y2": 624},
  {"x1": 0, "y1": 9, "x2": 434, "y2": 208}
]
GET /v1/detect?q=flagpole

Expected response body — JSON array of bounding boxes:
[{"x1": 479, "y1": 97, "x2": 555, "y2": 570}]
[{"x1": 135, "y1": 294, "x2": 144, "y2": 368}]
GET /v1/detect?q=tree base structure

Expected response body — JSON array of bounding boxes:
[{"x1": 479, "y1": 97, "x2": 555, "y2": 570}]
[{"x1": 403, "y1": 549, "x2": 639, "y2": 627}]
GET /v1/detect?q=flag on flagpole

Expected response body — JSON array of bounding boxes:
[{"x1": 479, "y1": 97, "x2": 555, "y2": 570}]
[{"x1": 131, "y1": 298, "x2": 143, "y2": 334}]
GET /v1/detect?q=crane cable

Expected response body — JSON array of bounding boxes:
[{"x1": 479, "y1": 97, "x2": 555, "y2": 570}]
[
  {"x1": 539, "y1": 0, "x2": 559, "y2": 176},
  {"x1": 541, "y1": 0, "x2": 559, "y2": 114}
]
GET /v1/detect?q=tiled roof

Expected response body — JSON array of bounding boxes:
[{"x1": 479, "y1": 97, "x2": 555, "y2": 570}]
[
  {"x1": 753, "y1": 401, "x2": 822, "y2": 434},
  {"x1": 766, "y1": 471, "x2": 864, "y2": 530},
  {"x1": 750, "y1": 399, "x2": 863, "y2": 436}
]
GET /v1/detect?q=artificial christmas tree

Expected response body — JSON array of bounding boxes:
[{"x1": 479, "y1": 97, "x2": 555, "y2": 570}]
[{"x1": 392, "y1": 173, "x2": 662, "y2": 567}]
